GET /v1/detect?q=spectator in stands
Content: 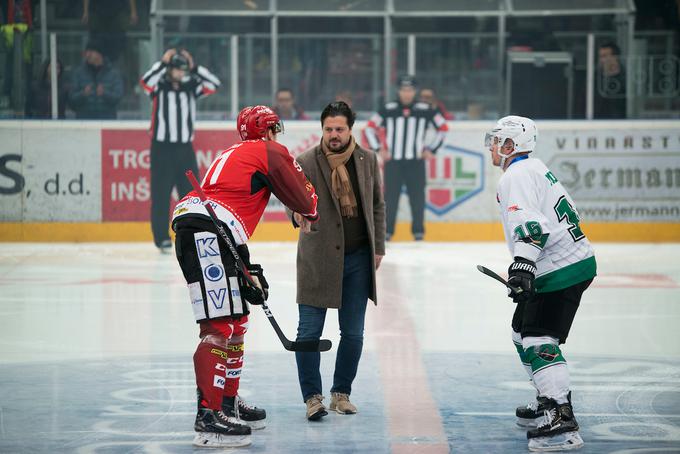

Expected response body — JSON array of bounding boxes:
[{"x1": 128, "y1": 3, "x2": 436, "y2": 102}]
[
  {"x1": 419, "y1": 87, "x2": 454, "y2": 120},
  {"x1": 82, "y1": 0, "x2": 138, "y2": 62},
  {"x1": 273, "y1": 88, "x2": 309, "y2": 120},
  {"x1": 595, "y1": 42, "x2": 626, "y2": 119},
  {"x1": 465, "y1": 102, "x2": 485, "y2": 120},
  {"x1": 1, "y1": 0, "x2": 36, "y2": 116},
  {"x1": 69, "y1": 40, "x2": 124, "y2": 119},
  {"x1": 335, "y1": 89, "x2": 353, "y2": 108},
  {"x1": 27, "y1": 59, "x2": 68, "y2": 119}
]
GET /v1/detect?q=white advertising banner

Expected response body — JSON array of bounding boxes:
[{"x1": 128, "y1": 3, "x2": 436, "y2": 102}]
[
  {"x1": 539, "y1": 127, "x2": 680, "y2": 222},
  {"x1": 1, "y1": 120, "x2": 678, "y2": 223},
  {"x1": 0, "y1": 122, "x2": 102, "y2": 222}
]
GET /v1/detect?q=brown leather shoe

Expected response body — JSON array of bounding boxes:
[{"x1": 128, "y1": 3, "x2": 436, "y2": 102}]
[
  {"x1": 329, "y1": 392, "x2": 357, "y2": 414},
  {"x1": 305, "y1": 394, "x2": 327, "y2": 421}
]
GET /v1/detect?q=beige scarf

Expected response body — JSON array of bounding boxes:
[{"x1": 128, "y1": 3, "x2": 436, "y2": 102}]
[{"x1": 321, "y1": 137, "x2": 358, "y2": 218}]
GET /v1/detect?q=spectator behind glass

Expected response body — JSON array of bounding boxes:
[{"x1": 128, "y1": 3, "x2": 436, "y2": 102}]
[
  {"x1": 273, "y1": 88, "x2": 309, "y2": 120},
  {"x1": 69, "y1": 40, "x2": 123, "y2": 119},
  {"x1": 81, "y1": 0, "x2": 138, "y2": 62},
  {"x1": 334, "y1": 90, "x2": 353, "y2": 108},
  {"x1": 595, "y1": 42, "x2": 626, "y2": 119},
  {"x1": 1, "y1": 0, "x2": 36, "y2": 116},
  {"x1": 419, "y1": 87, "x2": 454, "y2": 120},
  {"x1": 27, "y1": 58, "x2": 69, "y2": 119}
]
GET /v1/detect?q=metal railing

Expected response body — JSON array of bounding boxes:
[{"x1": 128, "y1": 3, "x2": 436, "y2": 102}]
[{"x1": 1, "y1": 28, "x2": 677, "y2": 120}]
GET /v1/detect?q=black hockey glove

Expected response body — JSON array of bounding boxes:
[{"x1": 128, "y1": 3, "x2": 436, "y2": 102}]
[
  {"x1": 507, "y1": 257, "x2": 536, "y2": 303},
  {"x1": 241, "y1": 264, "x2": 269, "y2": 305}
]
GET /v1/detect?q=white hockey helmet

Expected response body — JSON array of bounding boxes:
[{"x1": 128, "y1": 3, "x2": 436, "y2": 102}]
[{"x1": 485, "y1": 115, "x2": 538, "y2": 167}]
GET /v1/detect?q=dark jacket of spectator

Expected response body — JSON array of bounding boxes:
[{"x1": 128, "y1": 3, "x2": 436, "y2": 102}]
[
  {"x1": 594, "y1": 69, "x2": 626, "y2": 119},
  {"x1": 27, "y1": 59, "x2": 68, "y2": 119},
  {"x1": 69, "y1": 54, "x2": 123, "y2": 119}
]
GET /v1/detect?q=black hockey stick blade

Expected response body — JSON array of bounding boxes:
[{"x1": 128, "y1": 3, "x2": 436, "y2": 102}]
[
  {"x1": 476, "y1": 265, "x2": 508, "y2": 286},
  {"x1": 289, "y1": 339, "x2": 333, "y2": 353},
  {"x1": 262, "y1": 303, "x2": 332, "y2": 352},
  {"x1": 476, "y1": 264, "x2": 522, "y2": 295}
]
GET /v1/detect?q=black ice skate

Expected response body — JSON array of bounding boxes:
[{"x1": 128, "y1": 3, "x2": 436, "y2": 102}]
[
  {"x1": 516, "y1": 396, "x2": 551, "y2": 428},
  {"x1": 223, "y1": 395, "x2": 267, "y2": 430},
  {"x1": 193, "y1": 407, "x2": 252, "y2": 448},
  {"x1": 527, "y1": 398, "x2": 583, "y2": 452}
]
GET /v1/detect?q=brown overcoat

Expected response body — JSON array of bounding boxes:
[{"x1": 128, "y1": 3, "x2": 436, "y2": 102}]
[{"x1": 294, "y1": 143, "x2": 386, "y2": 309}]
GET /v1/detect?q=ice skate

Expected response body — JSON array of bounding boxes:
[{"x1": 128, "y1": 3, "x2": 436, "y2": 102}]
[
  {"x1": 223, "y1": 395, "x2": 267, "y2": 430},
  {"x1": 527, "y1": 399, "x2": 583, "y2": 452},
  {"x1": 193, "y1": 407, "x2": 251, "y2": 448},
  {"x1": 516, "y1": 395, "x2": 550, "y2": 428}
]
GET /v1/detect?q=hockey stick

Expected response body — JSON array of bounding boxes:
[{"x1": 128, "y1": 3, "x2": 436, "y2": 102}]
[
  {"x1": 476, "y1": 265, "x2": 523, "y2": 296},
  {"x1": 185, "y1": 170, "x2": 332, "y2": 353}
]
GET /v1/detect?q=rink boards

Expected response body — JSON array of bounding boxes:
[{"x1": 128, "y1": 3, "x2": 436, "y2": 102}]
[{"x1": 1, "y1": 120, "x2": 679, "y2": 241}]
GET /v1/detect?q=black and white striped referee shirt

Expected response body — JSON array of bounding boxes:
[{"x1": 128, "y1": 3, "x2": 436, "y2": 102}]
[
  {"x1": 140, "y1": 62, "x2": 221, "y2": 144},
  {"x1": 364, "y1": 101, "x2": 448, "y2": 160}
]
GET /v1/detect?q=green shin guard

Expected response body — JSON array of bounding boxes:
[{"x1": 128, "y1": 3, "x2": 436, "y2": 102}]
[{"x1": 525, "y1": 343, "x2": 566, "y2": 375}]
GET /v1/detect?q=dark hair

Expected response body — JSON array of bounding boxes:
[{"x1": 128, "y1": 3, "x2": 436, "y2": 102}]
[
  {"x1": 40, "y1": 58, "x2": 63, "y2": 81},
  {"x1": 599, "y1": 41, "x2": 621, "y2": 55},
  {"x1": 85, "y1": 40, "x2": 104, "y2": 54},
  {"x1": 320, "y1": 101, "x2": 356, "y2": 129}
]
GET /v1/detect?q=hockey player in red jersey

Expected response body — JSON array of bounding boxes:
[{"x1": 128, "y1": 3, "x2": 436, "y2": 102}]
[{"x1": 171, "y1": 105, "x2": 319, "y2": 448}]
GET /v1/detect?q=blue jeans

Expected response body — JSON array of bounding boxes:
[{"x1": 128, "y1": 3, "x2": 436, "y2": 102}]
[{"x1": 295, "y1": 246, "x2": 372, "y2": 402}]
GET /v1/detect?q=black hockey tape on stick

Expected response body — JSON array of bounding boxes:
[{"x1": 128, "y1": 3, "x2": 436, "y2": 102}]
[
  {"x1": 186, "y1": 170, "x2": 332, "y2": 353},
  {"x1": 476, "y1": 265, "x2": 523, "y2": 300}
]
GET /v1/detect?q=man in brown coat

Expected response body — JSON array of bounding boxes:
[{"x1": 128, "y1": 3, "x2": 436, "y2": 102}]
[{"x1": 291, "y1": 101, "x2": 386, "y2": 420}]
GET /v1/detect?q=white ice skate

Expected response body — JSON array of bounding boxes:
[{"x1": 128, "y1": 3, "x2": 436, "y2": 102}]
[
  {"x1": 192, "y1": 431, "x2": 252, "y2": 448},
  {"x1": 528, "y1": 430, "x2": 584, "y2": 452}
]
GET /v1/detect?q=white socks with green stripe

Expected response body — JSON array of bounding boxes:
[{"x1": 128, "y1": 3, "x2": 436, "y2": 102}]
[
  {"x1": 521, "y1": 335, "x2": 570, "y2": 405},
  {"x1": 512, "y1": 330, "x2": 536, "y2": 387}
]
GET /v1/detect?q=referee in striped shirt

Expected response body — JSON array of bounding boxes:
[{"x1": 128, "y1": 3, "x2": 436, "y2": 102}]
[
  {"x1": 140, "y1": 48, "x2": 220, "y2": 252},
  {"x1": 364, "y1": 75, "x2": 448, "y2": 241}
]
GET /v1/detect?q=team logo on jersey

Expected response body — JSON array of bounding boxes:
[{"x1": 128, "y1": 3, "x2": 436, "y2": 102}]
[{"x1": 426, "y1": 145, "x2": 484, "y2": 215}]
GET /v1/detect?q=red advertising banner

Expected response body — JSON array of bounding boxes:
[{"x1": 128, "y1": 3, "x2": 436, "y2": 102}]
[{"x1": 101, "y1": 129, "x2": 240, "y2": 221}]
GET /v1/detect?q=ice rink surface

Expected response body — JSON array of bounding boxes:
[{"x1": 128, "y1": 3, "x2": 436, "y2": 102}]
[{"x1": 1, "y1": 241, "x2": 679, "y2": 454}]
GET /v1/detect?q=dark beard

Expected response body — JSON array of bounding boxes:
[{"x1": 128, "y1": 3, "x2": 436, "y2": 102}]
[{"x1": 325, "y1": 139, "x2": 349, "y2": 153}]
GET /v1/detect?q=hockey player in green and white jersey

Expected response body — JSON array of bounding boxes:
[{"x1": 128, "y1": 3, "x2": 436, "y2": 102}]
[{"x1": 485, "y1": 115, "x2": 596, "y2": 452}]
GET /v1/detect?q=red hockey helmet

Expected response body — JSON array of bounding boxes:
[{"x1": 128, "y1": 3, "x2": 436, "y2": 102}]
[{"x1": 237, "y1": 105, "x2": 283, "y2": 140}]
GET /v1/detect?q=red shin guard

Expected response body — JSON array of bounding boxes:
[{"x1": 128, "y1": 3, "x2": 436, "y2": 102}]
[
  {"x1": 194, "y1": 341, "x2": 229, "y2": 410},
  {"x1": 224, "y1": 316, "x2": 248, "y2": 398}
]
